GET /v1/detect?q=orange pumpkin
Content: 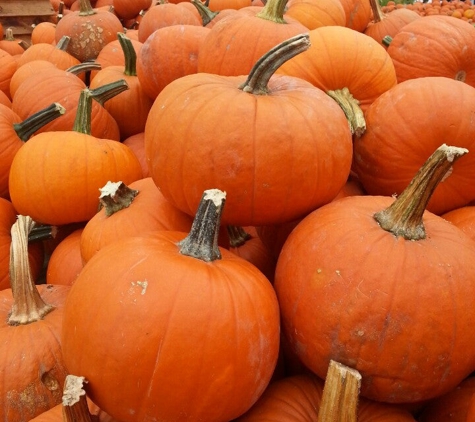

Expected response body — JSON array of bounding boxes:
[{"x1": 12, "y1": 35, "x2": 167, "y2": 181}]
[
  {"x1": 274, "y1": 145, "x2": 475, "y2": 403},
  {"x1": 145, "y1": 34, "x2": 353, "y2": 226},
  {"x1": 353, "y1": 77, "x2": 475, "y2": 215},
  {"x1": 9, "y1": 87, "x2": 143, "y2": 226},
  {"x1": 0, "y1": 215, "x2": 70, "y2": 420},
  {"x1": 285, "y1": 0, "x2": 347, "y2": 30},
  {"x1": 61, "y1": 189, "x2": 281, "y2": 421}
]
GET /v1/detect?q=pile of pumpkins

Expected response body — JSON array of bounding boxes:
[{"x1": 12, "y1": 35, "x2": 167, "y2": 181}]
[{"x1": 2, "y1": 0, "x2": 475, "y2": 419}]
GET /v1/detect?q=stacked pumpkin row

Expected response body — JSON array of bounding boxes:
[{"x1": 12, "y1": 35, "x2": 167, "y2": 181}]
[
  {"x1": 2, "y1": 0, "x2": 475, "y2": 419},
  {"x1": 382, "y1": 0, "x2": 475, "y2": 21}
]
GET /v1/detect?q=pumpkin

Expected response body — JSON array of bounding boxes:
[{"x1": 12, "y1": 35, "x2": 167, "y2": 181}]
[
  {"x1": 12, "y1": 65, "x2": 121, "y2": 141},
  {"x1": 9, "y1": 86, "x2": 143, "y2": 226},
  {"x1": 145, "y1": 34, "x2": 353, "y2": 226},
  {"x1": 353, "y1": 77, "x2": 475, "y2": 216},
  {"x1": 442, "y1": 206, "x2": 475, "y2": 242},
  {"x1": 79, "y1": 177, "x2": 194, "y2": 263},
  {"x1": 31, "y1": 22, "x2": 57, "y2": 45},
  {"x1": 136, "y1": 24, "x2": 210, "y2": 100},
  {"x1": 364, "y1": 0, "x2": 420, "y2": 49},
  {"x1": 276, "y1": 25, "x2": 397, "y2": 136},
  {"x1": 196, "y1": 0, "x2": 309, "y2": 77},
  {"x1": 386, "y1": 15, "x2": 475, "y2": 86},
  {"x1": 137, "y1": 1, "x2": 202, "y2": 43},
  {"x1": 418, "y1": 376, "x2": 475, "y2": 422},
  {"x1": 113, "y1": 0, "x2": 152, "y2": 19},
  {"x1": 274, "y1": 144, "x2": 475, "y2": 403},
  {"x1": 61, "y1": 189, "x2": 280, "y2": 421},
  {"x1": 0, "y1": 28, "x2": 27, "y2": 56},
  {"x1": 190, "y1": 0, "x2": 239, "y2": 28},
  {"x1": 285, "y1": 0, "x2": 347, "y2": 30},
  {"x1": 89, "y1": 33, "x2": 153, "y2": 140},
  {"x1": 0, "y1": 89, "x2": 11, "y2": 108},
  {"x1": 46, "y1": 228, "x2": 84, "y2": 286},
  {"x1": 16, "y1": 36, "x2": 81, "y2": 72},
  {"x1": 54, "y1": 0, "x2": 125, "y2": 61},
  {"x1": 236, "y1": 372, "x2": 417, "y2": 421},
  {"x1": 338, "y1": 0, "x2": 372, "y2": 31},
  {"x1": 0, "y1": 215, "x2": 70, "y2": 420},
  {"x1": 9, "y1": 60, "x2": 57, "y2": 100},
  {"x1": 122, "y1": 132, "x2": 149, "y2": 177},
  {"x1": 0, "y1": 49, "x2": 17, "y2": 100}
]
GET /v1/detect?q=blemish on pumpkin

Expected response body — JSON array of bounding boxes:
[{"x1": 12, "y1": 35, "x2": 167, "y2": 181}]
[
  {"x1": 41, "y1": 371, "x2": 60, "y2": 391},
  {"x1": 130, "y1": 280, "x2": 148, "y2": 295},
  {"x1": 335, "y1": 270, "x2": 341, "y2": 276}
]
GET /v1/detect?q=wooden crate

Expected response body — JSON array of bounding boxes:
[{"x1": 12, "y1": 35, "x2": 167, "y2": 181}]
[{"x1": 0, "y1": 0, "x2": 55, "y2": 43}]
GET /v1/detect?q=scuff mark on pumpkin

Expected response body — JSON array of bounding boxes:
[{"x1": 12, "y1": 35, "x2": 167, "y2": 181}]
[{"x1": 130, "y1": 280, "x2": 148, "y2": 295}]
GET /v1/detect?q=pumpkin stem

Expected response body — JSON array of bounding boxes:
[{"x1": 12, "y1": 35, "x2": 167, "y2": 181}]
[
  {"x1": 78, "y1": 0, "x2": 97, "y2": 16},
  {"x1": 117, "y1": 32, "x2": 137, "y2": 77},
  {"x1": 326, "y1": 88, "x2": 366, "y2": 137},
  {"x1": 98, "y1": 181, "x2": 139, "y2": 216},
  {"x1": 178, "y1": 189, "x2": 226, "y2": 262},
  {"x1": 8, "y1": 215, "x2": 54, "y2": 326},
  {"x1": 28, "y1": 224, "x2": 58, "y2": 243},
  {"x1": 13, "y1": 102, "x2": 66, "y2": 141},
  {"x1": 191, "y1": 0, "x2": 219, "y2": 26},
  {"x1": 239, "y1": 33, "x2": 310, "y2": 95},
  {"x1": 368, "y1": 0, "x2": 384, "y2": 24},
  {"x1": 227, "y1": 225, "x2": 251, "y2": 248},
  {"x1": 317, "y1": 360, "x2": 361, "y2": 422},
  {"x1": 374, "y1": 144, "x2": 468, "y2": 240},
  {"x1": 66, "y1": 62, "x2": 102, "y2": 76},
  {"x1": 382, "y1": 35, "x2": 392, "y2": 47},
  {"x1": 73, "y1": 80, "x2": 129, "y2": 134},
  {"x1": 62, "y1": 375, "x2": 94, "y2": 421},
  {"x1": 256, "y1": 0, "x2": 288, "y2": 24},
  {"x1": 56, "y1": 35, "x2": 71, "y2": 51}
]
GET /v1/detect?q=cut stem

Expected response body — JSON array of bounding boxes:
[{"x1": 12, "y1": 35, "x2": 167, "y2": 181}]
[
  {"x1": 62, "y1": 375, "x2": 94, "y2": 422},
  {"x1": 178, "y1": 189, "x2": 226, "y2": 262},
  {"x1": 13, "y1": 103, "x2": 66, "y2": 141},
  {"x1": 317, "y1": 360, "x2": 361, "y2": 422},
  {"x1": 117, "y1": 32, "x2": 137, "y2": 77},
  {"x1": 374, "y1": 144, "x2": 468, "y2": 240},
  {"x1": 227, "y1": 225, "x2": 251, "y2": 248},
  {"x1": 98, "y1": 181, "x2": 139, "y2": 217}
]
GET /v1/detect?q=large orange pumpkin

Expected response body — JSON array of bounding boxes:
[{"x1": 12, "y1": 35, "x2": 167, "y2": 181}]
[
  {"x1": 145, "y1": 34, "x2": 353, "y2": 226},
  {"x1": 353, "y1": 77, "x2": 475, "y2": 215},
  {"x1": 274, "y1": 144, "x2": 475, "y2": 403},
  {"x1": 61, "y1": 189, "x2": 281, "y2": 421}
]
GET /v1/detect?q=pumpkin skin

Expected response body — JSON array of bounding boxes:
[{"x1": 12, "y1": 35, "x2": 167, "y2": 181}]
[
  {"x1": 79, "y1": 177, "x2": 194, "y2": 263},
  {"x1": 8, "y1": 131, "x2": 143, "y2": 225},
  {"x1": 418, "y1": 376, "x2": 475, "y2": 422},
  {"x1": 285, "y1": 0, "x2": 347, "y2": 30},
  {"x1": 144, "y1": 72, "x2": 353, "y2": 227},
  {"x1": 236, "y1": 373, "x2": 417, "y2": 421},
  {"x1": 353, "y1": 77, "x2": 475, "y2": 215},
  {"x1": 337, "y1": 0, "x2": 372, "y2": 32},
  {"x1": 386, "y1": 15, "x2": 475, "y2": 86},
  {"x1": 61, "y1": 230, "x2": 281, "y2": 421},
  {"x1": 276, "y1": 25, "x2": 397, "y2": 113},
  {"x1": 442, "y1": 206, "x2": 475, "y2": 243},
  {"x1": 274, "y1": 194, "x2": 475, "y2": 403}
]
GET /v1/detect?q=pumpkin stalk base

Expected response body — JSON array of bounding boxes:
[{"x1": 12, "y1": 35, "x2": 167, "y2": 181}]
[
  {"x1": 98, "y1": 181, "x2": 139, "y2": 216},
  {"x1": 326, "y1": 88, "x2": 366, "y2": 137},
  {"x1": 178, "y1": 189, "x2": 226, "y2": 262},
  {"x1": 374, "y1": 144, "x2": 468, "y2": 240},
  {"x1": 62, "y1": 375, "x2": 94, "y2": 422}
]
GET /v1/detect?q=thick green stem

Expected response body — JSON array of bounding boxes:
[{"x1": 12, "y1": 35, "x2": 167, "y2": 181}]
[
  {"x1": 117, "y1": 32, "x2": 137, "y2": 77},
  {"x1": 98, "y1": 181, "x2": 139, "y2": 217},
  {"x1": 13, "y1": 103, "x2": 65, "y2": 141},
  {"x1": 28, "y1": 224, "x2": 58, "y2": 243},
  {"x1": 177, "y1": 189, "x2": 226, "y2": 262},
  {"x1": 326, "y1": 88, "x2": 366, "y2": 137},
  {"x1": 374, "y1": 144, "x2": 468, "y2": 240},
  {"x1": 8, "y1": 215, "x2": 54, "y2": 326},
  {"x1": 73, "y1": 80, "x2": 128, "y2": 134},
  {"x1": 239, "y1": 33, "x2": 310, "y2": 95},
  {"x1": 256, "y1": 0, "x2": 288, "y2": 23},
  {"x1": 56, "y1": 35, "x2": 71, "y2": 51},
  {"x1": 66, "y1": 62, "x2": 102, "y2": 76}
]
